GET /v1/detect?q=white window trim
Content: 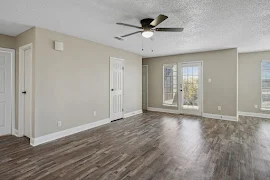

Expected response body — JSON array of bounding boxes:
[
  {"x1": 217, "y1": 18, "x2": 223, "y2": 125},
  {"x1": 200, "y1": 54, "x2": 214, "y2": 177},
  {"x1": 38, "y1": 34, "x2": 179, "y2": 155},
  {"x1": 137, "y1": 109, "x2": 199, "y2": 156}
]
[
  {"x1": 162, "y1": 63, "x2": 178, "y2": 107},
  {"x1": 163, "y1": 104, "x2": 178, "y2": 107},
  {"x1": 261, "y1": 60, "x2": 270, "y2": 111}
]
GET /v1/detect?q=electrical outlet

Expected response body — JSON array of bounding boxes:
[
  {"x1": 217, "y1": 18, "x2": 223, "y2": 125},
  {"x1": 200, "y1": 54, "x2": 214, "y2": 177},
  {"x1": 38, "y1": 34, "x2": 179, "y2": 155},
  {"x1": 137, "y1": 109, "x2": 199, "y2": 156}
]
[
  {"x1": 57, "y1": 121, "x2": 62, "y2": 127},
  {"x1": 93, "y1": 111, "x2": 96, "y2": 117},
  {"x1": 218, "y1": 106, "x2": 222, "y2": 111},
  {"x1": 254, "y1": 105, "x2": 258, "y2": 109}
]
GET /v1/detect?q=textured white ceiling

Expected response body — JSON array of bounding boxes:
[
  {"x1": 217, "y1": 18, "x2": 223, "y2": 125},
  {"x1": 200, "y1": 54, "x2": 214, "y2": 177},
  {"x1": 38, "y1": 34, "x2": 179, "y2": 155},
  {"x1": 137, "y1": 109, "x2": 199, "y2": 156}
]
[
  {"x1": 0, "y1": 0, "x2": 269, "y2": 57},
  {"x1": 0, "y1": 19, "x2": 32, "y2": 36}
]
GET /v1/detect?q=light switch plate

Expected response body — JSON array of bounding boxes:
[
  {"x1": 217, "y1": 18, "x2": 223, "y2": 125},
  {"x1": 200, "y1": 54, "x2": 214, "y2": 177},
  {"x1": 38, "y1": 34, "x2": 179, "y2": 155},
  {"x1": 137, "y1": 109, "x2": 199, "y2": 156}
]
[{"x1": 208, "y1": 78, "x2": 212, "y2": 83}]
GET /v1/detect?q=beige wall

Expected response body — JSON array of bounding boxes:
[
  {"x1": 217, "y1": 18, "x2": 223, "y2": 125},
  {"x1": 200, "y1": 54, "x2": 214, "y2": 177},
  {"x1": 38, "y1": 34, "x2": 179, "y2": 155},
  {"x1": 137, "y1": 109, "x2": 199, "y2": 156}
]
[
  {"x1": 0, "y1": 34, "x2": 16, "y2": 49},
  {"x1": 34, "y1": 28, "x2": 142, "y2": 137},
  {"x1": 143, "y1": 48, "x2": 238, "y2": 117},
  {"x1": 0, "y1": 27, "x2": 142, "y2": 138},
  {"x1": 238, "y1": 51, "x2": 270, "y2": 114}
]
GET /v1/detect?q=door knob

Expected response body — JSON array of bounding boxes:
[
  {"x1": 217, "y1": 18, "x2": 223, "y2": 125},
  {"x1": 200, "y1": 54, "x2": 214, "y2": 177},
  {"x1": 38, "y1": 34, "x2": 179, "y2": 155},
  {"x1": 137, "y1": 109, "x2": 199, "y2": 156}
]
[
  {"x1": 111, "y1": 89, "x2": 114, "y2": 91},
  {"x1": 22, "y1": 91, "x2": 27, "y2": 94}
]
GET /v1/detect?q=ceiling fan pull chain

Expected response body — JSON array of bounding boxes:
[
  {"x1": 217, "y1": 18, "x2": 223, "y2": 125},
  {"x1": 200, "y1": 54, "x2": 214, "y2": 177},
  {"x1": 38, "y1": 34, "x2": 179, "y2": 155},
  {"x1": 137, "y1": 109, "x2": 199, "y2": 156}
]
[
  {"x1": 142, "y1": 37, "x2": 144, "y2": 51},
  {"x1": 151, "y1": 38, "x2": 154, "y2": 52}
]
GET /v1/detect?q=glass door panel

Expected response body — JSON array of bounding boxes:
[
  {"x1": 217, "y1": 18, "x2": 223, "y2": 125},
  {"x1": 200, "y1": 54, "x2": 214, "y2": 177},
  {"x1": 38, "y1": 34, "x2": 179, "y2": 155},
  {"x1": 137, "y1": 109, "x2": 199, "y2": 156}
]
[{"x1": 179, "y1": 62, "x2": 202, "y2": 115}]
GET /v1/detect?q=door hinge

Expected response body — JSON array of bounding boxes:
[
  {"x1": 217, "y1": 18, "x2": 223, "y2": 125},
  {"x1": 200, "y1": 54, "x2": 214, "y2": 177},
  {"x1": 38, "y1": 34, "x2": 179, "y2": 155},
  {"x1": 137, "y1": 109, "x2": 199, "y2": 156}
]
[
  {"x1": 122, "y1": 109, "x2": 124, "y2": 112},
  {"x1": 122, "y1": 67, "x2": 124, "y2": 70}
]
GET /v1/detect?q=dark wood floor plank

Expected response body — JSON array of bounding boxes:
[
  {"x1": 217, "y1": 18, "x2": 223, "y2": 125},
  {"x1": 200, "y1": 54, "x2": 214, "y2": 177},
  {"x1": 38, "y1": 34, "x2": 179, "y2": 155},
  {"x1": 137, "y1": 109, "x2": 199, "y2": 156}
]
[{"x1": 1, "y1": 111, "x2": 270, "y2": 180}]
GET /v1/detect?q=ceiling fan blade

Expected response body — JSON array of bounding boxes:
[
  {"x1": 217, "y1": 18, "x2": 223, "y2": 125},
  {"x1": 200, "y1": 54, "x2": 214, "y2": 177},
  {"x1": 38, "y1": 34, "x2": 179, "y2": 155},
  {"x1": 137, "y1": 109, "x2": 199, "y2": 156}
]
[
  {"x1": 155, "y1": 28, "x2": 184, "y2": 32},
  {"x1": 150, "y1": 14, "x2": 168, "y2": 27},
  {"x1": 116, "y1": 23, "x2": 142, "y2": 29},
  {"x1": 121, "y1": 31, "x2": 142, "y2": 38},
  {"x1": 114, "y1": 37, "x2": 124, "y2": 41}
]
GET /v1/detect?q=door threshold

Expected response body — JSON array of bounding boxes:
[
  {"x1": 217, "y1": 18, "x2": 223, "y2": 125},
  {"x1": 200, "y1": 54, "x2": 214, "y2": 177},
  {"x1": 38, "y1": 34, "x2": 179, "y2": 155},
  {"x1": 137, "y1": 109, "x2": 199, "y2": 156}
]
[
  {"x1": 181, "y1": 113, "x2": 202, "y2": 117},
  {"x1": 111, "y1": 118, "x2": 124, "y2": 122}
]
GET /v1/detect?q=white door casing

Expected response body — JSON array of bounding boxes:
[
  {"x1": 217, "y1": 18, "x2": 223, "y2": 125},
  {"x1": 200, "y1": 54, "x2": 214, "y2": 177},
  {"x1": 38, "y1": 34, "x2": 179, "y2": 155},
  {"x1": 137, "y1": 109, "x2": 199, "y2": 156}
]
[
  {"x1": 0, "y1": 51, "x2": 12, "y2": 135},
  {"x1": 19, "y1": 44, "x2": 32, "y2": 138},
  {"x1": 110, "y1": 57, "x2": 124, "y2": 121},
  {"x1": 178, "y1": 62, "x2": 203, "y2": 116},
  {"x1": 142, "y1": 65, "x2": 148, "y2": 110},
  {"x1": 23, "y1": 48, "x2": 32, "y2": 138}
]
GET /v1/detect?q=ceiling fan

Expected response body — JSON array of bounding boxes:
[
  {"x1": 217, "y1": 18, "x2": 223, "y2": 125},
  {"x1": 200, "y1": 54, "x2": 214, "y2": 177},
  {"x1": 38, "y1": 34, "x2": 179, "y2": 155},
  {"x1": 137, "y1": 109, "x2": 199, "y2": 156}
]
[{"x1": 115, "y1": 14, "x2": 184, "y2": 40}]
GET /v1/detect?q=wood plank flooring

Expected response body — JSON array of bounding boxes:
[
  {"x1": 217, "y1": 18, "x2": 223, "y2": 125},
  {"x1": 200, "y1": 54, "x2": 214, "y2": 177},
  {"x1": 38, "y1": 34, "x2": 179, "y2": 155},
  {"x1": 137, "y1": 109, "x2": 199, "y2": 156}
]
[{"x1": 1, "y1": 111, "x2": 270, "y2": 180}]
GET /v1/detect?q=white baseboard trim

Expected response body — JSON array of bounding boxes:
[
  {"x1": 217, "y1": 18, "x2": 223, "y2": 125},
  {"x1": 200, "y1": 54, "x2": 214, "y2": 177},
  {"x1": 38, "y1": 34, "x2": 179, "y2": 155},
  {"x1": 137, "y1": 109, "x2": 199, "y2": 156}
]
[
  {"x1": 147, "y1": 107, "x2": 179, "y2": 114},
  {"x1": 30, "y1": 118, "x2": 110, "y2": 147},
  {"x1": 12, "y1": 129, "x2": 19, "y2": 137},
  {"x1": 124, "y1": 110, "x2": 143, "y2": 118},
  {"x1": 202, "y1": 113, "x2": 238, "y2": 121},
  {"x1": 147, "y1": 107, "x2": 238, "y2": 121},
  {"x1": 238, "y1": 111, "x2": 270, "y2": 119}
]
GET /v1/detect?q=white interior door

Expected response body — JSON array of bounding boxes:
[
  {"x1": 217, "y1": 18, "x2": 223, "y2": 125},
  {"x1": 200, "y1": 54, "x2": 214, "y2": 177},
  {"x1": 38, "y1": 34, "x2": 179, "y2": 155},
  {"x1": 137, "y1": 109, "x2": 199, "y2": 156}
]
[
  {"x1": 142, "y1": 65, "x2": 148, "y2": 110},
  {"x1": 179, "y1": 62, "x2": 202, "y2": 116},
  {"x1": 0, "y1": 51, "x2": 12, "y2": 136},
  {"x1": 110, "y1": 57, "x2": 124, "y2": 121},
  {"x1": 22, "y1": 48, "x2": 32, "y2": 138}
]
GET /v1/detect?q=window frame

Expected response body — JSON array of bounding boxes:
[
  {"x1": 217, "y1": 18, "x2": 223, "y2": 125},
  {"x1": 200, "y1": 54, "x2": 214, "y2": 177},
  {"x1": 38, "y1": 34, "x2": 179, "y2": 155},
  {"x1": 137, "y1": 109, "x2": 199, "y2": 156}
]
[
  {"x1": 261, "y1": 60, "x2": 270, "y2": 111},
  {"x1": 162, "y1": 63, "x2": 178, "y2": 107}
]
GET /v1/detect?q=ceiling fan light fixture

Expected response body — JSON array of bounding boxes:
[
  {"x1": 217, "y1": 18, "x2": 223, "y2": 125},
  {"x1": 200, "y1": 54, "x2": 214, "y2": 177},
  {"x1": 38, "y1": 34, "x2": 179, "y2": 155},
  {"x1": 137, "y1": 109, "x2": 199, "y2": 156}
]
[
  {"x1": 116, "y1": 14, "x2": 184, "y2": 39},
  {"x1": 142, "y1": 30, "x2": 153, "y2": 38}
]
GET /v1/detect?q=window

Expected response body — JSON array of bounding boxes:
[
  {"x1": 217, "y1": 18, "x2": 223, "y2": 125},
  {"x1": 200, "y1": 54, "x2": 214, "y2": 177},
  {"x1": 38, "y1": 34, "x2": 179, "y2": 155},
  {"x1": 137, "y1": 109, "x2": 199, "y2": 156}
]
[
  {"x1": 163, "y1": 64, "x2": 177, "y2": 106},
  {"x1": 261, "y1": 61, "x2": 270, "y2": 110}
]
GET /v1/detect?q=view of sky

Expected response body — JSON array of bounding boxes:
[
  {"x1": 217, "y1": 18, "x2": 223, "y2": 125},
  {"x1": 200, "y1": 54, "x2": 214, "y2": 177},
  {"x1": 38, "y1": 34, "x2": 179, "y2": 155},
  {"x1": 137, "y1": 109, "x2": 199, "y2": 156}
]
[{"x1": 183, "y1": 67, "x2": 198, "y2": 76}]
